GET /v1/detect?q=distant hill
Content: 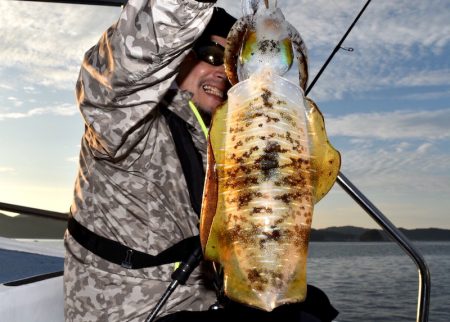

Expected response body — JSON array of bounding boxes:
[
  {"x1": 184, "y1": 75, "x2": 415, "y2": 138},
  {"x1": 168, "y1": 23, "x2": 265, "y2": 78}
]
[
  {"x1": 310, "y1": 226, "x2": 450, "y2": 242},
  {"x1": 399, "y1": 228, "x2": 450, "y2": 241},
  {"x1": 0, "y1": 212, "x2": 67, "y2": 239},
  {"x1": 2, "y1": 211, "x2": 449, "y2": 242},
  {"x1": 311, "y1": 226, "x2": 368, "y2": 241}
]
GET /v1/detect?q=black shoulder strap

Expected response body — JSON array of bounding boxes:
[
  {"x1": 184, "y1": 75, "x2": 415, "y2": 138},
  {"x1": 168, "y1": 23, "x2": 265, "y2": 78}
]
[
  {"x1": 67, "y1": 107, "x2": 206, "y2": 269},
  {"x1": 160, "y1": 107, "x2": 205, "y2": 216},
  {"x1": 68, "y1": 216, "x2": 200, "y2": 269}
]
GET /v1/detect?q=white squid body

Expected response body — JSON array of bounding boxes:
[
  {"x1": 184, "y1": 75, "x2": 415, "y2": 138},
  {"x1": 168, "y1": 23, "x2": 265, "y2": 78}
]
[{"x1": 200, "y1": 1, "x2": 340, "y2": 312}]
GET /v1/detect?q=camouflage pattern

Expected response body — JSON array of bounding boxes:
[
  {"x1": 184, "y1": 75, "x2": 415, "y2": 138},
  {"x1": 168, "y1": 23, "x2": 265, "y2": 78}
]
[{"x1": 64, "y1": 0, "x2": 218, "y2": 321}]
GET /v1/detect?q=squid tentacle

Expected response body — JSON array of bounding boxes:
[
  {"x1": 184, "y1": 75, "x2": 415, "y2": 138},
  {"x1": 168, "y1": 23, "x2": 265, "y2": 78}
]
[
  {"x1": 287, "y1": 22, "x2": 309, "y2": 91},
  {"x1": 224, "y1": 16, "x2": 252, "y2": 85}
]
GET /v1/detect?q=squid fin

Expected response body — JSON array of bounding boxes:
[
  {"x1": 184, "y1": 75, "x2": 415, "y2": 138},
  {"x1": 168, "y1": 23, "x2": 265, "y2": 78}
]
[
  {"x1": 306, "y1": 98, "x2": 341, "y2": 203},
  {"x1": 200, "y1": 101, "x2": 229, "y2": 262},
  {"x1": 224, "y1": 16, "x2": 251, "y2": 85}
]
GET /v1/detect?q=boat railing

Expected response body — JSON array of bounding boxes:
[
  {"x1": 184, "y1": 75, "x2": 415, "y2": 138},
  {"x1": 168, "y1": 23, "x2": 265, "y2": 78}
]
[
  {"x1": 0, "y1": 202, "x2": 67, "y2": 221},
  {"x1": 337, "y1": 172, "x2": 430, "y2": 322}
]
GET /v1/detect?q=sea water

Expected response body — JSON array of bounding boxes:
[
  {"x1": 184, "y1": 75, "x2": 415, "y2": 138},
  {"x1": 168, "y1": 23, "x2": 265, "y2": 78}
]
[
  {"x1": 1, "y1": 240, "x2": 448, "y2": 321},
  {"x1": 307, "y1": 241, "x2": 450, "y2": 322}
]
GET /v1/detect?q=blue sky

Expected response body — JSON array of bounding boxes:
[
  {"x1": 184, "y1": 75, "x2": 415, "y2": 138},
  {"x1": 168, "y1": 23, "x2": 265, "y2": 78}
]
[{"x1": 1, "y1": 0, "x2": 449, "y2": 229}]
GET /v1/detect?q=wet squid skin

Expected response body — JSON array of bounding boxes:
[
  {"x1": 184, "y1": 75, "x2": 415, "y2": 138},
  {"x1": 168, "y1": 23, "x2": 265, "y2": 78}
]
[{"x1": 200, "y1": 0, "x2": 340, "y2": 312}]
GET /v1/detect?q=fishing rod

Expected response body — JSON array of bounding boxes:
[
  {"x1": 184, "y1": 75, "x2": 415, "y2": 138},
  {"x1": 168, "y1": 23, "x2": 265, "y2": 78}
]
[
  {"x1": 305, "y1": 0, "x2": 372, "y2": 96},
  {"x1": 145, "y1": 246, "x2": 203, "y2": 322}
]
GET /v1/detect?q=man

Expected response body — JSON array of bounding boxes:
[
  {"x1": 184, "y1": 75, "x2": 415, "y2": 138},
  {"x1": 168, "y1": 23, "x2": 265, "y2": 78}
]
[
  {"x1": 64, "y1": 1, "x2": 235, "y2": 321},
  {"x1": 64, "y1": 1, "x2": 339, "y2": 321}
]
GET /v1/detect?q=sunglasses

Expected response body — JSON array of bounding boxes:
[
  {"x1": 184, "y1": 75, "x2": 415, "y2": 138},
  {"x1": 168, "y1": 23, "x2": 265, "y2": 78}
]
[{"x1": 193, "y1": 41, "x2": 225, "y2": 66}]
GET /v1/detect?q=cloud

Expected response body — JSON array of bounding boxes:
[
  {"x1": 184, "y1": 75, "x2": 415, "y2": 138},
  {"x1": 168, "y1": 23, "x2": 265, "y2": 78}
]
[
  {"x1": 6, "y1": 96, "x2": 23, "y2": 107},
  {"x1": 23, "y1": 86, "x2": 36, "y2": 93},
  {"x1": 416, "y1": 142, "x2": 433, "y2": 154},
  {"x1": 396, "y1": 89, "x2": 450, "y2": 101},
  {"x1": 0, "y1": 103, "x2": 77, "y2": 120},
  {"x1": 0, "y1": 83, "x2": 14, "y2": 90},
  {"x1": 1, "y1": 2, "x2": 120, "y2": 90},
  {"x1": 2, "y1": 0, "x2": 449, "y2": 99},
  {"x1": 218, "y1": 0, "x2": 450, "y2": 100},
  {"x1": 395, "y1": 69, "x2": 450, "y2": 87},
  {"x1": 0, "y1": 167, "x2": 15, "y2": 173},
  {"x1": 340, "y1": 140, "x2": 450, "y2": 194},
  {"x1": 327, "y1": 108, "x2": 450, "y2": 140},
  {"x1": 324, "y1": 106, "x2": 450, "y2": 194},
  {"x1": 66, "y1": 156, "x2": 79, "y2": 163}
]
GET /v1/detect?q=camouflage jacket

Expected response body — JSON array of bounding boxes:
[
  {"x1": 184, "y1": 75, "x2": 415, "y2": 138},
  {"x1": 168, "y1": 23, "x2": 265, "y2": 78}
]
[{"x1": 65, "y1": 0, "x2": 218, "y2": 320}]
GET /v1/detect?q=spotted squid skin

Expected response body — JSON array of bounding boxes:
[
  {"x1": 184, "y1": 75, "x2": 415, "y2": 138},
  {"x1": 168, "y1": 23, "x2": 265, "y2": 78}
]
[
  {"x1": 199, "y1": 71, "x2": 315, "y2": 311},
  {"x1": 218, "y1": 83, "x2": 313, "y2": 310}
]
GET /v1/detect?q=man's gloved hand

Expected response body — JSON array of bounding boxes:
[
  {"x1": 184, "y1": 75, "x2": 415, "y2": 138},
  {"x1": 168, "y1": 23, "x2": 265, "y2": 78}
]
[
  {"x1": 155, "y1": 285, "x2": 338, "y2": 322},
  {"x1": 221, "y1": 285, "x2": 338, "y2": 322}
]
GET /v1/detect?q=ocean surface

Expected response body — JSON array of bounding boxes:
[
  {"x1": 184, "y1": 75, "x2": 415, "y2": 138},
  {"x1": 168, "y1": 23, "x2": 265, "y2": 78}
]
[
  {"x1": 1, "y1": 241, "x2": 448, "y2": 321},
  {"x1": 307, "y1": 241, "x2": 449, "y2": 322}
]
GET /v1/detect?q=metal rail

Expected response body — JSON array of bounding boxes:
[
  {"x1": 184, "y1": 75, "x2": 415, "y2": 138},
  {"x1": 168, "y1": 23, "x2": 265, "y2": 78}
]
[
  {"x1": 303, "y1": 0, "x2": 431, "y2": 318},
  {"x1": 337, "y1": 172, "x2": 430, "y2": 322},
  {"x1": 0, "y1": 202, "x2": 67, "y2": 221}
]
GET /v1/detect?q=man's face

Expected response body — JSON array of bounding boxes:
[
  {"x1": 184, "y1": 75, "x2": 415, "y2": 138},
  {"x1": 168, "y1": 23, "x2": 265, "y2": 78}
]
[{"x1": 176, "y1": 35, "x2": 230, "y2": 116}]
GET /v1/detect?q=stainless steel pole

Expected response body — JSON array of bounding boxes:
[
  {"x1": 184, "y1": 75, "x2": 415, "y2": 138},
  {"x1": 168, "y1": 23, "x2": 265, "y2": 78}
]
[{"x1": 336, "y1": 171, "x2": 430, "y2": 322}]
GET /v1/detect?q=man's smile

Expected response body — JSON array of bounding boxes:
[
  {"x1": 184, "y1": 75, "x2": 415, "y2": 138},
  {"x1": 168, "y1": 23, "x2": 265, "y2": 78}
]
[{"x1": 202, "y1": 84, "x2": 225, "y2": 99}]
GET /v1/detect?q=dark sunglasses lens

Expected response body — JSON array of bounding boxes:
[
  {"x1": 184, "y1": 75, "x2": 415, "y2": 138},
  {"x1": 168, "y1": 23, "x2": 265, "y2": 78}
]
[{"x1": 196, "y1": 45, "x2": 224, "y2": 66}]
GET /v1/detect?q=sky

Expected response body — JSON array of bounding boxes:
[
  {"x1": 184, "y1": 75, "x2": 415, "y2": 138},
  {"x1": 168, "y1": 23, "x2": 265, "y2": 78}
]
[{"x1": 0, "y1": 0, "x2": 449, "y2": 229}]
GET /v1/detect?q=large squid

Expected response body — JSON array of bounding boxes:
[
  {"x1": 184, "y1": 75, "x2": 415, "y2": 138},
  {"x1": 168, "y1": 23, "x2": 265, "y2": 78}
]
[{"x1": 200, "y1": 0, "x2": 341, "y2": 311}]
